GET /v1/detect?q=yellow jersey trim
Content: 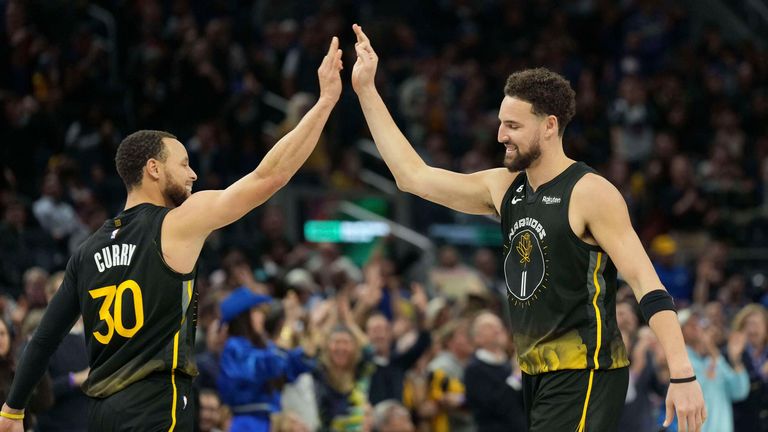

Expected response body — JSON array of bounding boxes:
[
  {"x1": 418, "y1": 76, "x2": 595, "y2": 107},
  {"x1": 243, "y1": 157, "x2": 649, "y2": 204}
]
[
  {"x1": 168, "y1": 279, "x2": 192, "y2": 431},
  {"x1": 577, "y1": 369, "x2": 595, "y2": 431},
  {"x1": 591, "y1": 252, "x2": 603, "y2": 368}
]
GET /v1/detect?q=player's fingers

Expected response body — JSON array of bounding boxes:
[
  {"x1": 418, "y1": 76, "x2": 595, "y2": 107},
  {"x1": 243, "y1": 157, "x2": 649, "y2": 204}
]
[
  {"x1": 326, "y1": 36, "x2": 339, "y2": 57},
  {"x1": 693, "y1": 409, "x2": 702, "y2": 432},
  {"x1": 662, "y1": 400, "x2": 674, "y2": 427},
  {"x1": 334, "y1": 49, "x2": 343, "y2": 70},
  {"x1": 353, "y1": 23, "x2": 369, "y2": 44},
  {"x1": 354, "y1": 43, "x2": 369, "y2": 63},
  {"x1": 676, "y1": 407, "x2": 688, "y2": 432}
]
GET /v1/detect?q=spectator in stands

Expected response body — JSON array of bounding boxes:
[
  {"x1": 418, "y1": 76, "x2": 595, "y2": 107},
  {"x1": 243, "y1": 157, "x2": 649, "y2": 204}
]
[
  {"x1": 649, "y1": 234, "x2": 693, "y2": 304},
  {"x1": 0, "y1": 199, "x2": 55, "y2": 294},
  {"x1": 372, "y1": 399, "x2": 416, "y2": 432},
  {"x1": 429, "y1": 246, "x2": 485, "y2": 303},
  {"x1": 198, "y1": 388, "x2": 226, "y2": 432},
  {"x1": 426, "y1": 319, "x2": 475, "y2": 432},
  {"x1": 313, "y1": 321, "x2": 374, "y2": 431},
  {"x1": 217, "y1": 288, "x2": 313, "y2": 432},
  {"x1": 464, "y1": 311, "x2": 525, "y2": 432},
  {"x1": 366, "y1": 307, "x2": 431, "y2": 405},
  {"x1": 33, "y1": 272, "x2": 89, "y2": 432},
  {"x1": 679, "y1": 308, "x2": 749, "y2": 432},
  {"x1": 730, "y1": 304, "x2": 768, "y2": 432},
  {"x1": 31, "y1": 174, "x2": 80, "y2": 245},
  {"x1": 0, "y1": 317, "x2": 52, "y2": 430},
  {"x1": 617, "y1": 301, "x2": 666, "y2": 432}
]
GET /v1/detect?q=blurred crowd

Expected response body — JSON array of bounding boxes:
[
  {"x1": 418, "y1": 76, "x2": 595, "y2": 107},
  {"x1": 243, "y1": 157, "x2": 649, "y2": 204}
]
[{"x1": 1, "y1": 0, "x2": 768, "y2": 431}]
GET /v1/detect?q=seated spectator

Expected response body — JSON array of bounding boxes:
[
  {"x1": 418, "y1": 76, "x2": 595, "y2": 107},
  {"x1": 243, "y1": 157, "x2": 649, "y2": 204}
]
[{"x1": 464, "y1": 311, "x2": 525, "y2": 432}]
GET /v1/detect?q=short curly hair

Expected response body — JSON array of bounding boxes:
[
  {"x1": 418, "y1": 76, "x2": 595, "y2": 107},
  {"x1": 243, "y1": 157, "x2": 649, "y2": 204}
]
[
  {"x1": 115, "y1": 130, "x2": 176, "y2": 190},
  {"x1": 504, "y1": 68, "x2": 576, "y2": 137}
]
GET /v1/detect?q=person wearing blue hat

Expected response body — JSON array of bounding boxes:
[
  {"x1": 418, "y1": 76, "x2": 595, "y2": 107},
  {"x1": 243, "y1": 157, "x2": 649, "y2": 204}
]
[{"x1": 217, "y1": 287, "x2": 314, "y2": 432}]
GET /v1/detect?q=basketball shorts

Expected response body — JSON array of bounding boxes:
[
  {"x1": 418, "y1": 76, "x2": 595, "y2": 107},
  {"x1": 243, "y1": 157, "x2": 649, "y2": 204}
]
[
  {"x1": 522, "y1": 367, "x2": 629, "y2": 432},
  {"x1": 87, "y1": 372, "x2": 195, "y2": 431}
]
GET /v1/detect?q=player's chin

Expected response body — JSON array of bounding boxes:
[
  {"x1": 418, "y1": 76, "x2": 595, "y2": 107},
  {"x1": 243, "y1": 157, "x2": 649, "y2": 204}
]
[{"x1": 503, "y1": 155, "x2": 521, "y2": 172}]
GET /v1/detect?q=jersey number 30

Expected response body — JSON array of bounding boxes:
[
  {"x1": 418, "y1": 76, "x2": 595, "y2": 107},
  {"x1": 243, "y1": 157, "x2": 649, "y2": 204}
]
[{"x1": 89, "y1": 280, "x2": 145, "y2": 344}]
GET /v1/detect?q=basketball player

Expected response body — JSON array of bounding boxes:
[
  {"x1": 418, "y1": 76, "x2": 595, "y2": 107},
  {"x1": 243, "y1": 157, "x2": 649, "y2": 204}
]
[
  {"x1": 0, "y1": 37, "x2": 343, "y2": 432},
  {"x1": 350, "y1": 24, "x2": 705, "y2": 432}
]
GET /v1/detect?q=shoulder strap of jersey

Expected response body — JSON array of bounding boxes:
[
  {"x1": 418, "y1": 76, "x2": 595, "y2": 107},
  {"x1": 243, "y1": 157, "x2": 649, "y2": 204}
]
[{"x1": 500, "y1": 172, "x2": 527, "y2": 228}]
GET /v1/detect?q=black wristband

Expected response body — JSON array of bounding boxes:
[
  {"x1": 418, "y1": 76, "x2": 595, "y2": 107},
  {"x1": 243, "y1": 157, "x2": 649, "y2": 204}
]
[
  {"x1": 639, "y1": 289, "x2": 676, "y2": 323},
  {"x1": 669, "y1": 375, "x2": 696, "y2": 384}
]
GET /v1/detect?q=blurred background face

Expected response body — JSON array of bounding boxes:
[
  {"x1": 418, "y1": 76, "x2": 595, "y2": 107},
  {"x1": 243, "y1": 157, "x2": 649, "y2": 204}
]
[
  {"x1": 616, "y1": 302, "x2": 638, "y2": 335},
  {"x1": 472, "y1": 313, "x2": 507, "y2": 352},
  {"x1": 366, "y1": 315, "x2": 392, "y2": 355},
  {"x1": 198, "y1": 391, "x2": 222, "y2": 432},
  {"x1": 249, "y1": 307, "x2": 266, "y2": 335},
  {"x1": 328, "y1": 331, "x2": 356, "y2": 369},
  {"x1": 681, "y1": 314, "x2": 705, "y2": 347},
  {"x1": 0, "y1": 320, "x2": 10, "y2": 359},
  {"x1": 743, "y1": 312, "x2": 767, "y2": 347},
  {"x1": 448, "y1": 325, "x2": 474, "y2": 358},
  {"x1": 379, "y1": 406, "x2": 416, "y2": 432}
]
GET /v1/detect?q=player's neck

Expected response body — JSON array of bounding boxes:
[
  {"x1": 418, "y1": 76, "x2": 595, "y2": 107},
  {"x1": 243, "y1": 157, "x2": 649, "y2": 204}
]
[
  {"x1": 525, "y1": 144, "x2": 574, "y2": 192},
  {"x1": 124, "y1": 187, "x2": 169, "y2": 210}
]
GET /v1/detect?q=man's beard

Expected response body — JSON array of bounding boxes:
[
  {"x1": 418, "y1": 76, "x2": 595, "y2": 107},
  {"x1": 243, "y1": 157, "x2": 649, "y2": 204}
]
[
  {"x1": 504, "y1": 134, "x2": 542, "y2": 172},
  {"x1": 163, "y1": 180, "x2": 189, "y2": 207}
]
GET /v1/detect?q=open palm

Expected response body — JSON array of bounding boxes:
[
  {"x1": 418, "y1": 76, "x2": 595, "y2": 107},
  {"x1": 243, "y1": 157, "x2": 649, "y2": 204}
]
[{"x1": 351, "y1": 24, "x2": 378, "y2": 93}]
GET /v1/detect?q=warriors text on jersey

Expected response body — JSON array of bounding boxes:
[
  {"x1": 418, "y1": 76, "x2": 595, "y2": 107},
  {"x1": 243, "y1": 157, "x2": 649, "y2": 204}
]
[{"x1": 501, "y1": 162, "x2": 629, "y2": 375}]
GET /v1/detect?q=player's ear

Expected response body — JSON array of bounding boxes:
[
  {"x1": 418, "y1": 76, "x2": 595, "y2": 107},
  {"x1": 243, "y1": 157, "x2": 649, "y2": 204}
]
[
  {"x1": 544, "y1": 115, "x2": 558, "y2": 139},
  {"x1": 146, "y1": 158, "x2": 162, "y2": 181}
]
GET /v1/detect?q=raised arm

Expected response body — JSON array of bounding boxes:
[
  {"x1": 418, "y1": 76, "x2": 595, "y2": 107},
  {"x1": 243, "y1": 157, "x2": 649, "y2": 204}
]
[
  {"x1": 168, "y1": 37, "x2": 343, "y2": 239},
  {"x1": 351, "y1": 24, "x2": 514, "y2": 215},
  {"x1": 572, "y1": 174, "x2": 706, "y2": 432}
]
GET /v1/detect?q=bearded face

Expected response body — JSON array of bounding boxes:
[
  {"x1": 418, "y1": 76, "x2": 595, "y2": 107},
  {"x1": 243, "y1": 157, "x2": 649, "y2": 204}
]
[
  {"x1": 162, "y1": 174, "x2": 190, "y2": 207},
  {"x1": 504, "y1": 132, "x2": 542, "y2": 172}
]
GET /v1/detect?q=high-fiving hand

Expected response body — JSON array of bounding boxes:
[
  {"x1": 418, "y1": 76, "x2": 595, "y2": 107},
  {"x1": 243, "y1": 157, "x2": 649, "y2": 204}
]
[
  {"x1": 352, "y1": 24, "x2": 378, "y2": 94},
  {"x1": 318, "y1": 36, "x2": 343, "y2": 104}
]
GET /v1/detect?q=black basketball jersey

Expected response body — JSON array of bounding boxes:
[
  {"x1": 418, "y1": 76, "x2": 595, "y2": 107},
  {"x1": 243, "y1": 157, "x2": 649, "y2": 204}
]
[
  {"x1": 501, "y1": 162, "x2": 629, "y2": 375},
  {"x1": 70, "y1": 203, "x2": 198, "y2": 397}
]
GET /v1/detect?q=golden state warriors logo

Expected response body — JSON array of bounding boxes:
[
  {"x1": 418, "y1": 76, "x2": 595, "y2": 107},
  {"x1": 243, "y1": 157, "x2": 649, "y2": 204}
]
[{"x1": 504, "y1": 217, "x2": 549, "y2": 305}]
